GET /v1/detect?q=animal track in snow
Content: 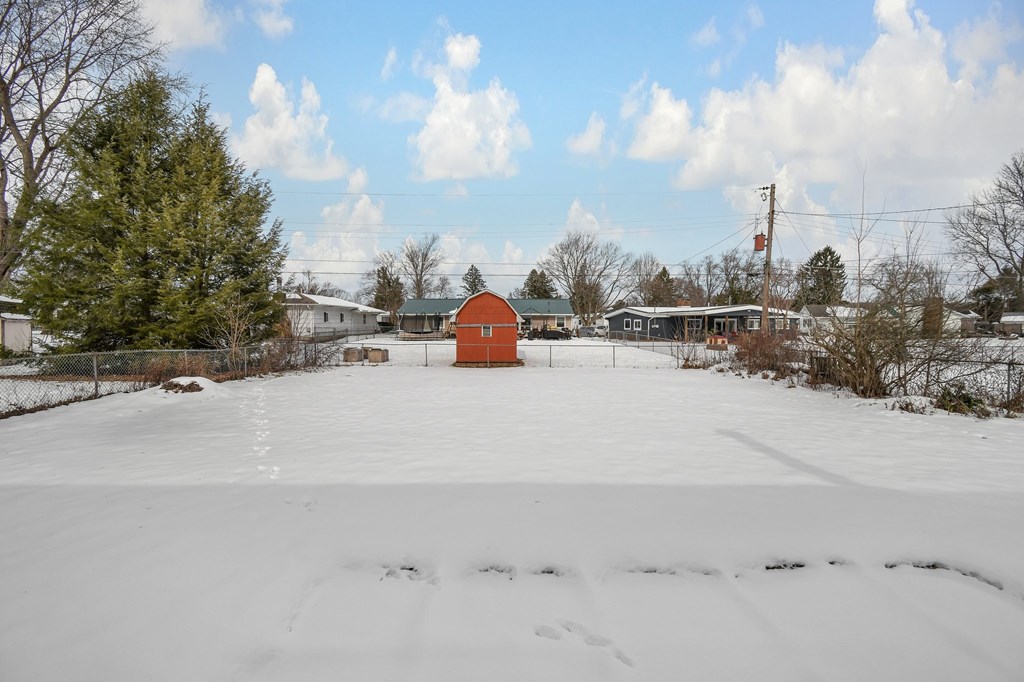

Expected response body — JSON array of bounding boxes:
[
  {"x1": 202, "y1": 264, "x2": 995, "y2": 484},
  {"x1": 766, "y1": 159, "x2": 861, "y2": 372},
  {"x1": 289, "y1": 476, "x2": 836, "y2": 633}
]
[
  {"x1": 620, "y1": 563, "x2": 720, "y2": 577},
  {"x1": 474, "y1": 564, "x2": 517, "y2": 580},
  {"x1": 884, "y1": 560, "x2": 1007, "y2": 593},
  {"x1": 380, "y1": 562, "x2": 438, "y2": 585},
  {"x1": 530, "y1": 564, "x2": 574, "y2": 578},
  {"x1": 532, "y1": 619, "x2": 634, "y2": 667},
  {"x1": 256, "y1": 465, "x2": 280, "y2": 480}
]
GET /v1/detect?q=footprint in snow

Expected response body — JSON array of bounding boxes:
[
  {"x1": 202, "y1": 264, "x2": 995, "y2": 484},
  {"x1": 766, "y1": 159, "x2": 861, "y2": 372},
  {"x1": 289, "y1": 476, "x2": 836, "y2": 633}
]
[{"x1": 533, "y1": 619, "x2": 634, "y2": 667}]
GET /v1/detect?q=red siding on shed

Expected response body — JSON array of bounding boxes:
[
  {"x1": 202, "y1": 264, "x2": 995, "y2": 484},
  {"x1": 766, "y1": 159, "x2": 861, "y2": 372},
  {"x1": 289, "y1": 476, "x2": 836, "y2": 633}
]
[{"x1": 454, "y1": 291, "x2": 519, "y2": 364}]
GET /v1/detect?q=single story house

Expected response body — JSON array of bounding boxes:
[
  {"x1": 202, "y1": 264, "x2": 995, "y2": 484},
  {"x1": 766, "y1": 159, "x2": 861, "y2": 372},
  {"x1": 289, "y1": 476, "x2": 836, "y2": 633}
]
[
  {"x1": 0, "y1": 295, "x2": 32, "y2": 353},
  {"x1": 398, "y1": 298, "x2": 575, "y2": 336},
  {"x1": 605, "y1": 304, "x2": 800, "y2": 341},
  {"x1": 799, "y1": 304, "x2": 869, "y2": 333},
  {"x1": 999, "y1": 312, "x2": 1024, "y2": 335},
  {"x1": 452, "y1": 290, "x2": 522, "y2": 365},
  {"x1": 284, "y1": 293, "x2": 385, "y2": 340}
]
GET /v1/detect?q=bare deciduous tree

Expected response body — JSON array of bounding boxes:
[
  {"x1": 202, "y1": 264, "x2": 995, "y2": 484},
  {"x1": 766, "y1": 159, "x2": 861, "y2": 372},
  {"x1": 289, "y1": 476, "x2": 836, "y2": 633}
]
[
  {"x1": 0, "y1": 0, "x2": 162, "y2": 284},
  {"x1": 358, "y1": 251, "x2": 404, "y2": 324},
  {"x1": 538, "y1": 230, "x2": 633, "y2": 324},
  {"x1": 946, "y1": 150, "x2": 1024, "y2": 314},
  {"x1": 400, "y1": 233, "x2": 444, "y2": 298}
]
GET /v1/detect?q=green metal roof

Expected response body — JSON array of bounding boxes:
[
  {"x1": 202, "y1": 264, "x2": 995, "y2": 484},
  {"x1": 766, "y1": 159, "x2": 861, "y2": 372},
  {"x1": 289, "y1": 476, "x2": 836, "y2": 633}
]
[
  {"x1": 397, "y1": 298, "x2": 465, "y2": 315},
  {"x1": 510, "y1": 299, "x2": 574, "y2": 316},
  {"x1": 398, "y1": 297, "x2": 574, "y2": 316}
]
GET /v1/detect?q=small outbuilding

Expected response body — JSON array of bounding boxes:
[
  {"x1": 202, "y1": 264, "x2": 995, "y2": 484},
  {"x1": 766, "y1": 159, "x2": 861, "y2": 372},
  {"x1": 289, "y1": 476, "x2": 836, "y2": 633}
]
[{"x1": 452, "y1": 290, "x2": 521, "y2": 365}]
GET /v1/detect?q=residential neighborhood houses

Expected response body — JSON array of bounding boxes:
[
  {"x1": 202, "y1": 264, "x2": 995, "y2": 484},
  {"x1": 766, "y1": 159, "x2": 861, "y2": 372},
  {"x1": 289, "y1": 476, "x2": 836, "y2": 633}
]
[{"x1": 283, "y1": 293, "x2": 385, "y2": 341}]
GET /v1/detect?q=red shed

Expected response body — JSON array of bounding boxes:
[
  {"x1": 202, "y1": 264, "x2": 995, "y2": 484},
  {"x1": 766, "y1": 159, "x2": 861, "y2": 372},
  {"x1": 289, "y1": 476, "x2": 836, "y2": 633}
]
[{"x1": 453, "y1": 290, "x2": 521, "y2": 365}]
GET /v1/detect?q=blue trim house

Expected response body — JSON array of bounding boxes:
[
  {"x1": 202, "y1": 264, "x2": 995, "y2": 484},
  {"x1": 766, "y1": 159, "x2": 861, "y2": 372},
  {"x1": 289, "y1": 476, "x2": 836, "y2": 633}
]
[{"x1": 605, "y1": 304, "x2": 800, "y2": 341}]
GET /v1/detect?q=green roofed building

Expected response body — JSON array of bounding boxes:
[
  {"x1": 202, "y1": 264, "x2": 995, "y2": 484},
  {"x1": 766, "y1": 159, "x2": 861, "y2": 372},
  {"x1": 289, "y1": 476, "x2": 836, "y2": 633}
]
[{"x1": 398, "y1": 296, "x2": 574, "y2": 335}]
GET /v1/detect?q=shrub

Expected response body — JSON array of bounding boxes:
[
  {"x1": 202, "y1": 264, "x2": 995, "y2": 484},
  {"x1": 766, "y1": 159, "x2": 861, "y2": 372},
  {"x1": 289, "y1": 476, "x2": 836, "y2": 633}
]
[
  {"x1": 733, "y1": 333, "x2": 801, "y2": 376},
  {"x1": 934, "y1": 382, "x2": 991, "y2": 419}
]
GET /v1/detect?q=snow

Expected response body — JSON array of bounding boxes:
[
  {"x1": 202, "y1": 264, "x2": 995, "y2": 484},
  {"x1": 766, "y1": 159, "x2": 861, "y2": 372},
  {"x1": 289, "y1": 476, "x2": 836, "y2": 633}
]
[{"x1": 2, "y1": 346, "x2": 1024, "y2": 681}]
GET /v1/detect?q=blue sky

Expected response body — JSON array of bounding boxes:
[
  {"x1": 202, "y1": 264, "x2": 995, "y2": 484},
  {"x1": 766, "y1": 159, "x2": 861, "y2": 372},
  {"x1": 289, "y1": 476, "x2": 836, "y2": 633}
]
[{"x1": 148, "y1": 0, "x2": 1024, "y2": 296}]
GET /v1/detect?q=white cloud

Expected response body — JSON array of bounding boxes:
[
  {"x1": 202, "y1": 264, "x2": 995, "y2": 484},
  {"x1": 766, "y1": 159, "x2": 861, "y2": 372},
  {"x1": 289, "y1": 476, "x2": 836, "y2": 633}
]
[
  {"x1": 566, "y1": 113, "x2": 606, "y2": 156},
  {"x1": 690, "y1": 19, "x2": 721, "y2": 48},
  {"x1": 409, "y1": 31, "x2": 531, "y2": 181},
  {"x1": 232, "y1": 63, "x2": 348, "y2": 181},
  {"x1": 286, "y1": 169, "x2": 387, "y2": 293},
  {"x1": 952, "y1": 8, "x2": 1024, "y2": 81},
  {"x1": 142, "y1": 0, "x2": 224, "y2": 50},
  {"x1": 746, "y1": 3, "x2": 765, "y2": 30},
  {"x1": 626, "y1": 84, "x2": 694, "y2": 161},
  {"x1": 564, "y1": 199, "x2": 625, "y2": 241},
  {"x1": 379, "y1": 92, "x2": 432, "y2": 122},
  {"x1": 621, "y1": 0, "x2": 1024, "y2": 223},
  {"x1": 619, "y1": 76, "x2": 647, "y2": 120},
  {"x1": 381, "y1": 47, "x2": 399, "y2": 80},
  {"x1": 252, "y1": 0, "x2": 293, "y2": 39}
]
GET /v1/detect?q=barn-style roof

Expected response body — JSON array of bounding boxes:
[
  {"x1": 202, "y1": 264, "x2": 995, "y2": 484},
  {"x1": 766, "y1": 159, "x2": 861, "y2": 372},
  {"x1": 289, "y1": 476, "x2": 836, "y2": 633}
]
[{"x1": 399, "y1": 297, "x2": 574, "y2": 316}]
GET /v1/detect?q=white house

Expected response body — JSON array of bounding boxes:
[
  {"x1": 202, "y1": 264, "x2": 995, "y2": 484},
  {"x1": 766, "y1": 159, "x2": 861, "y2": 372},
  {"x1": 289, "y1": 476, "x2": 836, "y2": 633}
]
[
  {"x1": 0, "y1": 295, "x2": 31, "y2": 353},
  {"x1": 283, "y1": 293, "x2": 385, "y2": 340}
]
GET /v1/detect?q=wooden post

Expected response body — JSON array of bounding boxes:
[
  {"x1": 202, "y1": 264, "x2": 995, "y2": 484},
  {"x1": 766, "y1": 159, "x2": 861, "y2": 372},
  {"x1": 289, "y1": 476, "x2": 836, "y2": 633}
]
[
  {"x1": 760, "y1": 183, "x2": 776, "y2": 334},
  {"x1": 92, "y1": 354, "x2": 99, "y2": 398}
]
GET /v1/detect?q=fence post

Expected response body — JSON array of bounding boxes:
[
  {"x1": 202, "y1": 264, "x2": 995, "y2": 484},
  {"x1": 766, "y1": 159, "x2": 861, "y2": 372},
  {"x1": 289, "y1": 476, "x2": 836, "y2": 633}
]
[
  {"x1": 92, "y1": 353, "x2": 99, "y2": 398},
  {"x1": 487, "y1": 344, "x2": 490, "y2": 368},
  {"x1": 184, "y1": 349, "x2": 189, "y2": 376},
  {"x1": 612, "y1": 344, "x2": 616, "y2": 368},
  {"x1": 243, "y1": 350, "x2": 248, "y2": 378},
  {"x1": 549, "y1": 345, "x2": 552, "y2": 368},
  {"x1": 1009, "y1": 362, "x2": 1014, "y2": 408},
  {"x1": 424, "y1": 343, "x2": 428, "y2": 367}
]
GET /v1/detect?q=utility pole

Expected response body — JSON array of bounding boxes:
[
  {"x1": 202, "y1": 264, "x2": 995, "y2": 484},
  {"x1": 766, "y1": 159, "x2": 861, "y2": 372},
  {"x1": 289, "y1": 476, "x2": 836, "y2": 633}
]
[{"x1": 759, "y1": 183, "x2": 776, "y2": 334}]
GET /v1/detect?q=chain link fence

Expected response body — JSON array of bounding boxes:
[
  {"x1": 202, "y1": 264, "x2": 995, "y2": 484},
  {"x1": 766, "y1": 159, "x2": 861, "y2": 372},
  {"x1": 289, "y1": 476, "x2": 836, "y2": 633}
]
[{"x1": 0, "y1": 339, "x2": 345, "y2": 419}]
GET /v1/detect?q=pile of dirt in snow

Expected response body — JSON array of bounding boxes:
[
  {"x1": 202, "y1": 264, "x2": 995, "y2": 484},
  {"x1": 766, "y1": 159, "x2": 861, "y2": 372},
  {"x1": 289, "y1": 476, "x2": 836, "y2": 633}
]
[{"x1": 158, "y1": 377, "x2": 222, "y2": 394}]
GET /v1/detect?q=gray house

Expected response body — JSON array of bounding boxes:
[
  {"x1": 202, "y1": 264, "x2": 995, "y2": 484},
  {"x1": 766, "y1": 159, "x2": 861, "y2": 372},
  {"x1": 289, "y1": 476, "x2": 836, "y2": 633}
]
[{"x1": 605, "y1": 304, "x2": 800, "y2": 341}]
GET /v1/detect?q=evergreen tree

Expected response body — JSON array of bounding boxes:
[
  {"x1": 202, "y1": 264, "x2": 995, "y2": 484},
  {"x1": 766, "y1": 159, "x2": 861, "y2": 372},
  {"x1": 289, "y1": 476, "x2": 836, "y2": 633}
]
[
  {"x1": 514, "y1": 268, "x2": 559, "y2": 298},
  {"x1": 793, "y1": 246, "x2": 846, "y2": 309},
  {"x1": 18, "y1": 74, "x2": 285, "y2": 351},
  {"x1": 461, "y1": 264, "x2": 487, "y2": 296}
]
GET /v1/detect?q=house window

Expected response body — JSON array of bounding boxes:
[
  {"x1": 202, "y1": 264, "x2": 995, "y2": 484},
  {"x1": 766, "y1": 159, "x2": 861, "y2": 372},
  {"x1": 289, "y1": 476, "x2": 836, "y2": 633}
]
[
  {"x1": 323, "y1": 312, "x2": 329, "y2": 323},
  {"x1": 556, "y1": 316, "x2": 566, "y2": 327},
  {"x1": 363, "y1": 314, "x2": 367, "y2": 324},
  {"x1": 624, "y1": 319, "x2": 632, "y2": 330},
  {"x1": 747, "y1": 317, "x2": 760, "y2": 330},
  {"x1": 482, "y1": 325, "x2": 492, "y2": 338},
  {"x1": 339, "y1": 312, "x2": 345, "y2": 322}
]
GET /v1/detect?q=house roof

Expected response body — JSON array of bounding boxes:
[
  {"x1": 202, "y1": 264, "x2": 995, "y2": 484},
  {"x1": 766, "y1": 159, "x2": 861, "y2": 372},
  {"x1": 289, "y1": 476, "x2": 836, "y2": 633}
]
[
  {"x1": 1000, "y1": 312, "x2": 1024, "y2": 324},
  {"x1": 283, "y1": 292, "x2": 385, "y2": 315},
  {"x1": 0, "y1": 295, "x2": 22, "y2": 305},
  {"x1": 0, "y1": 313, "x2": 31, "y2": 321},
  {"x1": 399, "y1": 297, "x2": 574, "y2": 316},
  {"x1": 606, "y1": 304, "x2": 799, "y2": 319},
  {"x1": 451, "y1": 290, "x2": 524, "y2": 323}
]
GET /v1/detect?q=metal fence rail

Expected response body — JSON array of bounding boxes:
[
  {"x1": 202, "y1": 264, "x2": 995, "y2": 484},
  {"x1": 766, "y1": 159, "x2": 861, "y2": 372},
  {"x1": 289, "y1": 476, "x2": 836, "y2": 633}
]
[{"x1": 0, "y1": 339, "x2": 337, "y2": 419}]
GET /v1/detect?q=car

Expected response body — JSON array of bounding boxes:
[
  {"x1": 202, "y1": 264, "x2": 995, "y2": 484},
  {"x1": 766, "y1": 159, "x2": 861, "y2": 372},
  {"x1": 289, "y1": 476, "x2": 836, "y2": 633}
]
[{"x1": 579, "y1": 325, "x2": 597, "y2": 337}]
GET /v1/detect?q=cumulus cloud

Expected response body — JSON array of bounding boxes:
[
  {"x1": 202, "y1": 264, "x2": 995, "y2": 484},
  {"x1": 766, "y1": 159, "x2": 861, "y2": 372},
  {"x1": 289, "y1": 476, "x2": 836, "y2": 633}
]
[
  {"x1": 252, "y1": 0, "x2": 293, "y2": 39},
  {"x1": 564, "y1": 199, "x2": 625, "y2": 241},
  {"x1": 286, "y1": 168, "x2": 387, "y2": 293},
  {"x1": 232, "y1": 64, "x2": 348, "y2": 181},
  {"x1": 566, "y1": 113, "x2": 606, "y2": 156},
  {"x1": 407, "y1": 31, "x2": 532, "y2": 181},
  {"x1": 142, "y1": 0, "x2": 224, "y2": 50},
  {"x1": 952, "y1": 7, "x2": 1024, "y2": 81},
  {"x1": 626, "y1": 84, "x2": 694, "y2": 161},
  {"x1": 690, "y1": 18, "x2": 720, "y2": 48},
  {"x1": 381, "y1": 47, "x2": 399, "y2": 80},
  {"x1": 622, "y1": 0, "x2": 1024, "y2": 219}
]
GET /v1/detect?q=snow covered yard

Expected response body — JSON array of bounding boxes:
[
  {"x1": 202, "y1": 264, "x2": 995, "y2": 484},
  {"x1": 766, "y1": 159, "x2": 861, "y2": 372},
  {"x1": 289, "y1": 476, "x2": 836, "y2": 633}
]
[{"x1": 2, "y1": 360, "x2": 1024, "y2": 681}]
